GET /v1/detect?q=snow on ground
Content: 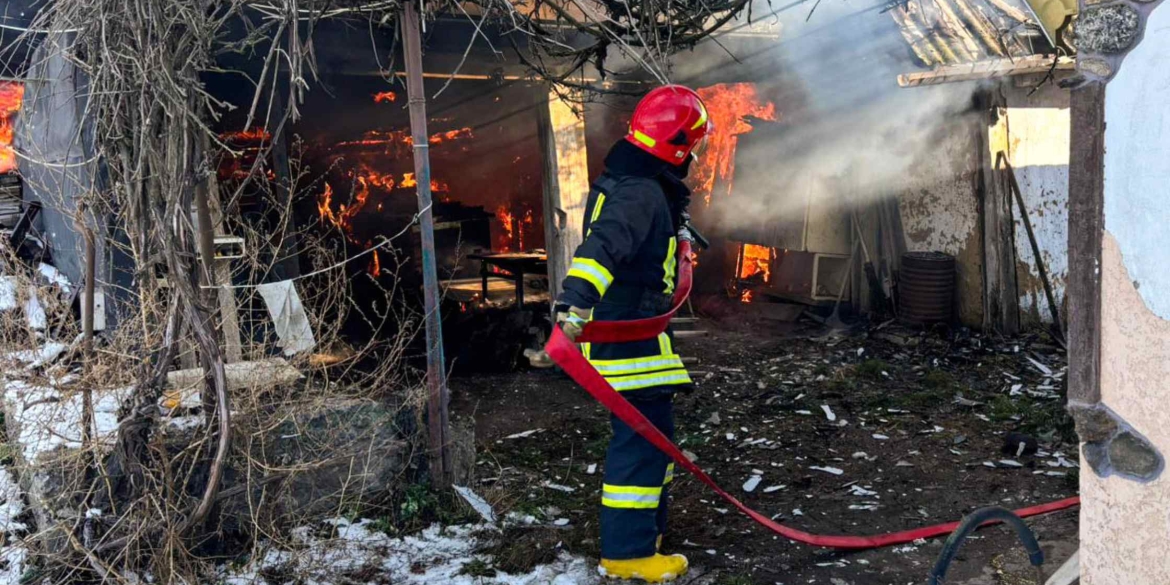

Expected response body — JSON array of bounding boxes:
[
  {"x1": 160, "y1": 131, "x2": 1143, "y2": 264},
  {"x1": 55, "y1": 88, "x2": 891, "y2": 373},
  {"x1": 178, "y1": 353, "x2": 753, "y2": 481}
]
[
  {"x1": 222, "y1": 519, "x2": 600, "y2": 585},
  {"x1": 0, "y1": 468, "x2": 28, "y2": 585},
  {"x1": 2, "y1": 379, "x2": 129, "y2": 462}
]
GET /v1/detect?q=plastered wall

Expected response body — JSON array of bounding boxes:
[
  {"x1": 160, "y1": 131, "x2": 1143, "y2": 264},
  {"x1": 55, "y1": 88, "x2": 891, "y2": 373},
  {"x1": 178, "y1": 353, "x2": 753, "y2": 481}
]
[
  {"x1": 898, "y1": 114, "x2": 984, "y2": 327},
  {"x1": 1082, "y1": 5, "x2": 1170, "y2": 582}
]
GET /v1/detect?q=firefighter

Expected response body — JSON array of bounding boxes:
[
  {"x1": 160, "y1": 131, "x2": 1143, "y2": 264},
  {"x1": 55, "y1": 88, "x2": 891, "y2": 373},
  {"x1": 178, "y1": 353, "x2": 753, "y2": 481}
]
[{"x1": 555, "y1": 85, "x2": 711, "y2": 583}]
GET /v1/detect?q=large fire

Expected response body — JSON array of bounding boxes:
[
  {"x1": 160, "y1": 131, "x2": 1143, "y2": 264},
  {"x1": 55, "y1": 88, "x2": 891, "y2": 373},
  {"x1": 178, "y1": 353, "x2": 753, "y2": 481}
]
[
  {"x1": 692, "y1": 84, "x2": 777, "y2": 205},
  {"x1": 0, "y1": 82, "x2": 25, "y2": 174},
  {"x1": 739, "y1": 243, "x2": 775, "y2": 281}
]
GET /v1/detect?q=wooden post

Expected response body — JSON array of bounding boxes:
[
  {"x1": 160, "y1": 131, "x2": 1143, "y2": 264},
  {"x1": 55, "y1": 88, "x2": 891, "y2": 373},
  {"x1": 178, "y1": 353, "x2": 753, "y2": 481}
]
[
  {"x1": 1066, "y1": 82, "x2": 1105, "y2": 409},
  {"x1": 401, "y1": 2, "x2": 452, "y2": 486},
  {"x1": 207, "y1": 174, "x2": 243, "y2": 363},
  {"x1": 538, "y1": 87, "x2": 590, "y2": 311},
  {"x1": 978, "y1": 90, "x2": 1020, "y2": 335}
]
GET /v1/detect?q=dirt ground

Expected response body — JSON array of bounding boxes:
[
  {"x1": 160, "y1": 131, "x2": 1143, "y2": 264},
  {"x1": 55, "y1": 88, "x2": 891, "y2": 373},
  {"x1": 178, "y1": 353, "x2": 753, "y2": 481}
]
[{"x1": 449, "y1": 307, "x2": 1080, "y2": 585}]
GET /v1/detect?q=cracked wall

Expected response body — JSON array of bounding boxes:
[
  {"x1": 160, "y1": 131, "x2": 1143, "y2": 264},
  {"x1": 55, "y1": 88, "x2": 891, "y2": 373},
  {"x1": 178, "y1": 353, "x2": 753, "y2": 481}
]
[{"x1": 1077, "y1": 0, "x2": 1170, "y2": 581}]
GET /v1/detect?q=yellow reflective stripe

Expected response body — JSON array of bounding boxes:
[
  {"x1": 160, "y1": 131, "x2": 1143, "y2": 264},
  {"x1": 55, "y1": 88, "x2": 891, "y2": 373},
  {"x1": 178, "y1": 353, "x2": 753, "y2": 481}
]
[
  {"x1": 602, "y1": 484, "x2": 662, "y2": 509},
  {"x1": 591, "y1": 354, "x2": 686, "y2": 377},
  {"x1": 587, "y1": 193, "x2": 606, "y2": 237},
  {"x1": 664, "y1": 463, "x2": 675, "y2": 485},
  {"x1": 662, "y1": 236, "x2": 678, "y2": 294},
  {"x1": 658, "y1": 333, "x2": 673, "y2": 357},
  {"x1": 632, "y1": 130, "x2": 657, "y2": 148},
  {"x1": 691, "y1": 101, "x2": 709, "y2": 130},
  {"x1": 607, "y1": 369, "x2": 692, "y2": 392},
  {"x1": 567, "y1": 258, "x2": 614, "y2": 296}
]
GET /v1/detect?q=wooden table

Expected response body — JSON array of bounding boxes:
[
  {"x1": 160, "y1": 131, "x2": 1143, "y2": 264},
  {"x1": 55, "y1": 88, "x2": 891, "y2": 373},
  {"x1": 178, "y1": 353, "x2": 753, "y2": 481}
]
[{"x1": 467, "y1": 252, "x2": 548, "y2": 308}]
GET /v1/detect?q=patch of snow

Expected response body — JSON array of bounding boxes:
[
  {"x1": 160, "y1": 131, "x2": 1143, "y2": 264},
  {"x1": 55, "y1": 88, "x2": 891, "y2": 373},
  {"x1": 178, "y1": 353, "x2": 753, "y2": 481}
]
[
  {"x1": 0, "y1": 466, "x2": 29, "y2": 585},
  {"x1": 37, "y1": 263, "x2": 72, "y2": 294},
  {"x1": 4, "y1": 342, "x2": 69, "y2": 370},
  {"x1": 224, "y1": 520, "x2": 599, "y2": 585},
  {"x1": 3, "y1": 380, "x2": 132, "y2": 462}
]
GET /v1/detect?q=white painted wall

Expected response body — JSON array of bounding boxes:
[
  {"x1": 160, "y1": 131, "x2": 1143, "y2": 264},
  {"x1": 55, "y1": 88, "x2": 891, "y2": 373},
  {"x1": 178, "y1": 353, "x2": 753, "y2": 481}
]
[
  {"x1": 1001, "y1": 83, "x2": 1071, "y2": 327},
  {"x1": 1102, "y1": 20, "x2": 1170, "y2": 321}
]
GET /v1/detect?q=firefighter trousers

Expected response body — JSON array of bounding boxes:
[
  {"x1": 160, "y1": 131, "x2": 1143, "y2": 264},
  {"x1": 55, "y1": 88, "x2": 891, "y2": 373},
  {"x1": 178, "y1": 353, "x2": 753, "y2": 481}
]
[{"x1": 600, "y1": 395, "x2": 675, "y2": 560}]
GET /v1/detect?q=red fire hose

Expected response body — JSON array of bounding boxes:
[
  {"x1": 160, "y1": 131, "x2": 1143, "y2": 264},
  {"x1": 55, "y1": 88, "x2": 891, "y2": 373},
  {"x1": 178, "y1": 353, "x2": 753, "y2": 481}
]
[{"x1": 543, "y1": 239, "x2": 1080, "y2": 550}]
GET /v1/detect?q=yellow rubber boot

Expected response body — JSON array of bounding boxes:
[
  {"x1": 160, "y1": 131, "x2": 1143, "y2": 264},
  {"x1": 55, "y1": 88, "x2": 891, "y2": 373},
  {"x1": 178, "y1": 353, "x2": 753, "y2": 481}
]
[{"x1": 598, "y1": 554, "x2": 689, "y2": 583}]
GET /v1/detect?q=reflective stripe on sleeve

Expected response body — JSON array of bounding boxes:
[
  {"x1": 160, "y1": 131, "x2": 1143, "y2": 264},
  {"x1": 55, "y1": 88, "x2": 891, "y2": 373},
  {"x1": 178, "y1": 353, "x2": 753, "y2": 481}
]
[
  {"x1": 566, "y1": 258, "x2": 614, "y2": 297},
  {"x1": 662, "y1": 236, "x2": 678, "y2": 295}
]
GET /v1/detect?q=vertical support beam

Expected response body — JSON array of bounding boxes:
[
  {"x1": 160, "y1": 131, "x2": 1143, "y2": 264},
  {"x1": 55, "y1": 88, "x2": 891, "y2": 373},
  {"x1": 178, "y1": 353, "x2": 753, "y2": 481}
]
[
  {"x1": 207, "y1": 170, "x2": 243, "y2": 364},
  {"x1": 401, "y1": 3, "x2": 452, "y2": 486},
  {"x1": 538, "y1": 87, "x2": 590, "y2": 312},
  {"x1": 978, "y1": 89, "x2": 1020, "y2": 334},
  {"x1": 1066, "y1": 82, "x2": 1105, "y2": 410}
]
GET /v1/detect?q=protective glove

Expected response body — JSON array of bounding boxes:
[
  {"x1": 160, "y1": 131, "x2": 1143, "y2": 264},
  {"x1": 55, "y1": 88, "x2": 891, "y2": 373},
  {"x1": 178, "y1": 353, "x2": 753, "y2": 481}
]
[
  {"x1": 523, "y1": 348, "x2": 555, "y2": 369},
  {"x1": 558, "y1": 306, "x2": 590, "y2": 342}
]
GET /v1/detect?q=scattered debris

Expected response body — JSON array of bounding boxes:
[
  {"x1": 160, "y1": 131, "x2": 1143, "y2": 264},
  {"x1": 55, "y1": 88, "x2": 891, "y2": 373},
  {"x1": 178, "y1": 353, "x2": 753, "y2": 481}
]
[
  {"x1": 743, "y1": 476, "x2": 762, "y2": 493},
  {"x1": 809, "y1": 466, "x2": 844, "y2": 476},
  {"x1": 453, "y1": 486, "x2": 496, "y2": 523},
  {"x1": 849, "y1": 485, "x2": 877, "y2": 497},
  {"x1": 541, "y1": 481, "x2": 575, "y2": 493},
  {"x1": 505, "y1": 429, "x2": 544, "y2": 440},
  {"x1": 821, "y1": 404, "x2": 837, "y2": 422}
]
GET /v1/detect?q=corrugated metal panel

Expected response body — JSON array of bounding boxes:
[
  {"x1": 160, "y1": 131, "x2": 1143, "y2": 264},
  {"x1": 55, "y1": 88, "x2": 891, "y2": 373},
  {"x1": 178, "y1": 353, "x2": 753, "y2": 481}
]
[{"x1": 889, "y1": 0, "x2": 1045, "y2": 67}]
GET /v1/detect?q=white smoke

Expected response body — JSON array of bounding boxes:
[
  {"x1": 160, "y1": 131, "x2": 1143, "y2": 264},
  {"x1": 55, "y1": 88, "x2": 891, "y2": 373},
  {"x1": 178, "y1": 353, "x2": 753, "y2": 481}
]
[{"x1": 671, "y1": 0, "x2": 987, "y2": 238}]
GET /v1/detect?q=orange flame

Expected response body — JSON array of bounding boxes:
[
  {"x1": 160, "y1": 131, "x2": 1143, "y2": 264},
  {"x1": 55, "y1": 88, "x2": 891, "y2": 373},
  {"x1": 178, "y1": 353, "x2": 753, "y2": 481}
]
[
  {"x1": 369, "y1": 250, "x2": 381, "y2": 276},
  {"x1": 741, "y1": 290, "x2": 754, "y2": 303},
  {"x1": 318, "y1": 178, "x2": 373, "y2": 243},
  {"x1": 373, "y1": 91, "x2": 398, "y2": 103},
  {"x1": 497, "y1": 205, "x2": 516, "y2": 252},
  {"x1": 0, "y1": 82, "x2": 24, "y2": 174},
  {"x1": 693, "y1": 84, "x2": 777, "y2": 205},
  {"x1": 739, "y1": 244, "x2": 775, "y2": 281},
  {"x1": 220, "y1": 127, "x2": 271, "y2": 142},
  {"x1": 336, "y1": 127, "x2": 473, "y2": 150},
  {"x1": 401, "y1": 172, "x2": 449, "y2": 192}
]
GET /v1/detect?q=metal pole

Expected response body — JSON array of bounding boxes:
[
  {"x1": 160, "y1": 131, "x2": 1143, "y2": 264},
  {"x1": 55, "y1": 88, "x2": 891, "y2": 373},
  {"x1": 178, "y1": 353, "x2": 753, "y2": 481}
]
[{"x1": 401, "y1": 2, "x2": 452, "y2": 485}]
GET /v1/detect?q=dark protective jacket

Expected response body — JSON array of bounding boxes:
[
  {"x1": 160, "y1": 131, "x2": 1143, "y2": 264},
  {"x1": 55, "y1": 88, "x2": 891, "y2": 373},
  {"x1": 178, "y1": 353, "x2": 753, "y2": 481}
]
[{"x1": 557, "y1": 140, "x2": 694, "y2": 398}]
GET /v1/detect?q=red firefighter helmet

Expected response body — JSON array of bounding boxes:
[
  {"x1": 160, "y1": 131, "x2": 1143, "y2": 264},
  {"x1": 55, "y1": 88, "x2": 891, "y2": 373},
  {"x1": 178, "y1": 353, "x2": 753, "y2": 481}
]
[{"x1": 625, "y1": 85, "x2": 712, "y2": 164}]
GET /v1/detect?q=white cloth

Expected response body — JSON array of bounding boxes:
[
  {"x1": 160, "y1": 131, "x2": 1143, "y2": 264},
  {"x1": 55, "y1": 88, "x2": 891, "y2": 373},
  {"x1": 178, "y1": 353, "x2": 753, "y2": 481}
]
[{"x1": 256, "y1": 280, "x2": 316, "y2": 356}]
